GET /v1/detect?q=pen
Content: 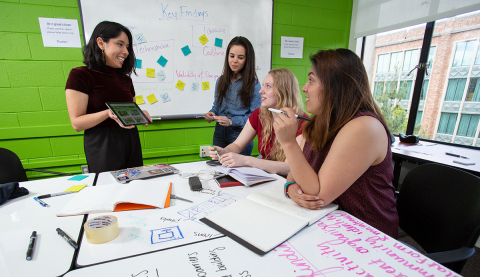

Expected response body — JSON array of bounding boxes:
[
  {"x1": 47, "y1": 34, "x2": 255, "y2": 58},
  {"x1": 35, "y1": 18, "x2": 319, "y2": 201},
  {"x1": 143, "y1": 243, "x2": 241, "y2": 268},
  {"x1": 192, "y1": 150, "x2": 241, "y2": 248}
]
[
  {"x1": 446, "y1": 152, "x2": 469, "y2": 159},
  {"x1": 33, "y1": 197, "x2": 48, "y2": 207},
  {"x1": 268, "y1": 108, "x2": 311, "y2": 121},
  {"x1": 56, "y1": 228, "x2": 78, "y2": 249},
  {"x1": 37, "y1": 191, "x2": 73, "y2": 199},
  {"x1": 171, "y1": 195, "x2": 193, "y2": 203},
  {"x1": 211, "y1": 144, "x2": 221, "y2": 159},
  {"x1": 26, "y1": 231, "x2": 37, "y2": 261}
]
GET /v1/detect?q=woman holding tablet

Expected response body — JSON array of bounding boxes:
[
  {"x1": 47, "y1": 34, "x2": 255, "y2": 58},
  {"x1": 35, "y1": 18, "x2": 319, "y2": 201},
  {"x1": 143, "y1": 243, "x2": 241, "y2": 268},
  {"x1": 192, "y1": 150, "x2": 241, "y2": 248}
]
[
  {"x1": 65, "y1": 21, "x2": 151, "y2": 173},
  {"x1": 274, "y1": 49, "x2": 398, "y2": 238},
  {"x1": 209, "y1": 68, "x2": 308, "y2": 176},
  {"x1": 204, "y1": 37, "x2": 261, "y2": 156}
]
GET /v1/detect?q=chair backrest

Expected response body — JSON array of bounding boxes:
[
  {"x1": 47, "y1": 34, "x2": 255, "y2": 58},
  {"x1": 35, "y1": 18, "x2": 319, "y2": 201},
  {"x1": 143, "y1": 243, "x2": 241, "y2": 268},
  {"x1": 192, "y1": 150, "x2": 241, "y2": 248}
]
[
  {"x1": 0, "y1": 148, "x2": 28, "y2": 184},
  {"x1": 397, "y1": 163, "x2": 480, "y2": 253}
]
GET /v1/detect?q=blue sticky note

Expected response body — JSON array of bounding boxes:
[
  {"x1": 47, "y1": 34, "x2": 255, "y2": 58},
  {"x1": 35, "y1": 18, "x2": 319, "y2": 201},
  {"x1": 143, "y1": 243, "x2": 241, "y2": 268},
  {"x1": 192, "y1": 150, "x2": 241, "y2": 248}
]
[
  {"x1": 181, "y1": 45, "x2": 191, "y2": 56},
  {"x1": 215, "y1": 38, "x2": 223, "y2": 48},
  {"x1": 157, "y1": 55, "x2": 168, "y2": 67},
  {"x1": 135, "y1": 59, "x2": 142, "y2": 69},
  {"x1": 160, "y1": 93, "x2": 171, "y2": 103},
  {"x1": 134, "y1": 33, "x2": 146, "y2": 44},
  {"x1": 156, "y1": 70, "x2": 166, "y2": 81},
  {"x1": 68, "y1": 175, "x2": 88, "y2": 181},
  {"x1": 191, "y1": 82, "x2": 199, "y2": 91}
]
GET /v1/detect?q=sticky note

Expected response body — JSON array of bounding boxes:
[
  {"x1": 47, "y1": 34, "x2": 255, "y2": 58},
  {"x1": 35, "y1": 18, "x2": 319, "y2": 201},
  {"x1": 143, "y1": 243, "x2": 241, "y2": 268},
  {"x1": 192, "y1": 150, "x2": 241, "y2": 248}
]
[
  {"x1": 191, "y1": 82, "x2": 199, "y2": 91},
  {"x1": 202, "y1": 81, "x2": 210, "y2": 90},
  {"x1": 199, "y1": 34, "x2": 209, "y2": 45},
  {"x1": 135, "y1": 59, "x2": 142, "y2": 68},
  {"x1": 156, "y1": 70, "x2": 166, "y2": 81},
  {"x1": 181, "y1": 45, "x2": 192, "y2": 56},
  {"x1": 160, "y1": 93, "x2": 171, "y2": 103},
  {"x1": 68, "y1": 175, "x2": 88, "y2": 181},
  {"x1": 146, "y1": 68, "x2": 155, "y2": 78},
  {"x1": 157, "y1": 55, "x2": 168, "y2": 67},
  {"x1": 64, "y1": 184, "x2": 87, "y2": 192},
  {"x1": 176, "y1": 80, "x2": 186, "y2": 91},
  {"x1": 135, "y1": 95, "x2": 145, "y2": 104},
  {"x1": 147, "y1": 94, "x2": 158, "y2": 104},
  {"x1": 215, "y1": 38, "x2": 223, "y2": 48},
  {"x1": 134, "y1": 33, "x2": 146, "y2": 44}
]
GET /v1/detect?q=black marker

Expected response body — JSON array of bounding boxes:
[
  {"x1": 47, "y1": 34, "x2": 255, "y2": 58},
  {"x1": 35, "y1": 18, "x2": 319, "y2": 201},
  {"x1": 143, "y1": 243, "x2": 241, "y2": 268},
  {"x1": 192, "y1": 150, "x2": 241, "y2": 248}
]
[
  {"x1": 446, "y1": 152, "x2": 469, "y2": 159},
  {"x1": 56, "y1": 228, "x2": 78, "y2": 249},
  {"x1": 26, "y1": 231, "x2": 37, "y2": 261}
]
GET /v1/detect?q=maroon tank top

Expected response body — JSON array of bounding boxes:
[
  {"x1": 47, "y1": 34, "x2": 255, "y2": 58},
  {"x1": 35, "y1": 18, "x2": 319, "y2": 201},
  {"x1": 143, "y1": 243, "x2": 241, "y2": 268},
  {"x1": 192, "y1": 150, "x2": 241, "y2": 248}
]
[{"x1": 303, "y1": 111, "x2": 399, "y2": 238}]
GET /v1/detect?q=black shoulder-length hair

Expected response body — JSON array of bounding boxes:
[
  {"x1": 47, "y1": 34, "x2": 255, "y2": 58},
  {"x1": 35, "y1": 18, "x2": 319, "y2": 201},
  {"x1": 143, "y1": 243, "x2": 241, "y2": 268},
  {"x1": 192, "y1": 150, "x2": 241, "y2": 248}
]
[
  {"x1": 83, "y1": 21, "x2": 136, "y2": 76},
  {"x1": 216, "y1": 36, "x2": 258, "y2": 108}
]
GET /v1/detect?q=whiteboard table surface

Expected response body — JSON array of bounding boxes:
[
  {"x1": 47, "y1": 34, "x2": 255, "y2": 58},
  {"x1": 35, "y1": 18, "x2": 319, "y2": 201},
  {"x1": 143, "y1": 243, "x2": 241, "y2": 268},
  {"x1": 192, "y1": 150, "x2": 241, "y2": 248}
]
[
  {"x1": 77, "y1": 161, "x2": 284, "y2": 266},
  {"x1": 0, "y1": 174, "x2": 96, "y2": 277}
]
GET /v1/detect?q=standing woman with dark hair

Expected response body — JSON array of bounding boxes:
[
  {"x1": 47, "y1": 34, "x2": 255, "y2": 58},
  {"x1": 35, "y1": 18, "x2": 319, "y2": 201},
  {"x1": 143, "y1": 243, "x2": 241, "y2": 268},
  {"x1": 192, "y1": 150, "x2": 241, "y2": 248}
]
[
  {"x1": 274, "y1": 49, "x2": 399, "y2": 238},
  {"x1": 65, "y1": 21, "x2": 151, "y2": 173},
  {"x1": 204, "y1": 36, "x2": 261, "y2": 156}
]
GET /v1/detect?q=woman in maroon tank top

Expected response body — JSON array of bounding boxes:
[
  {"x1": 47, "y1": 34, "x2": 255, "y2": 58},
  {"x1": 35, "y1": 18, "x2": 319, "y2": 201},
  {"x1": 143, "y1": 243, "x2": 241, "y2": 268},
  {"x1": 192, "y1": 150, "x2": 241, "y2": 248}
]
[{"x1": 273, "y1": 49, "x2": 399, "y2": 238}]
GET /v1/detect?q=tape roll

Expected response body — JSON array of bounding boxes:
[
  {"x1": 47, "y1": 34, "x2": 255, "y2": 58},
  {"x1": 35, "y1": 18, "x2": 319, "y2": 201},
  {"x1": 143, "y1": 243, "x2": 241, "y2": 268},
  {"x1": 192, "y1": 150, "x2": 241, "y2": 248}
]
[{"x1": 84, "y1": 215, "x2": 119, "y2": 244}]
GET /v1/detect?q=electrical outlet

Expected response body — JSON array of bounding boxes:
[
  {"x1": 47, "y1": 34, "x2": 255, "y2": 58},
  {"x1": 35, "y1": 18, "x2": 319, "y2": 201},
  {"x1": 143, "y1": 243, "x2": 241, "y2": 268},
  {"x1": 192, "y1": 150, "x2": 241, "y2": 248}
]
[
  {"x1": 81, "y1": 165, "x2": 89, "y2": 174},
  {"x1": 200, "y1": 145, "x2": 210, "y2": 157}
]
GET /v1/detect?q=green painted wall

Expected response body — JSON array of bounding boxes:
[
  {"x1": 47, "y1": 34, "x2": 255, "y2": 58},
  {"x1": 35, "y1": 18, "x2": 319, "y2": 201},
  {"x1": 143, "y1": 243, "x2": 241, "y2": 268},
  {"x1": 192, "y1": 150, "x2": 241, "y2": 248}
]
[{"x1": 0, "y1": 0, "x2": 352, "y2": 180}]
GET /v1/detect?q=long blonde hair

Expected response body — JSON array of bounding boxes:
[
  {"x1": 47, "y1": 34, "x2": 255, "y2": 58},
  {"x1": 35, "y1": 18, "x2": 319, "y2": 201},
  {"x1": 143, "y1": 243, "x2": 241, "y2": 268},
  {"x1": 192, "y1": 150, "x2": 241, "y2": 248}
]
[{"x1": 259, "y1": 68, "x2": 304, "y2": 161}]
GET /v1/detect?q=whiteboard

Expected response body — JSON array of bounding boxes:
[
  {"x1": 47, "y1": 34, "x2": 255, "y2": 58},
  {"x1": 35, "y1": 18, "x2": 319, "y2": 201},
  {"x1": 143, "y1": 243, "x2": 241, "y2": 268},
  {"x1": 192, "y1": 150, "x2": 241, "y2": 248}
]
[{"x1": 78, "y1": 0, "x2": 273, "y2": 119}]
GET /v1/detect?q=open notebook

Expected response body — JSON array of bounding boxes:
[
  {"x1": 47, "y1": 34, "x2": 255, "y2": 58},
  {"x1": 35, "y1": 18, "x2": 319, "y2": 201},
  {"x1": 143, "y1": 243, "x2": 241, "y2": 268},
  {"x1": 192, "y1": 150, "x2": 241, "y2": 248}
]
[
  {"x1": 56, "y1": 180, "x2": 172, "y2": 216},
  {"x1": 200, "y1": 184, "x2": 338, "y2": 255},
  {"x1": 213, "y1": 166, "x2": 277, "y2": 186}
]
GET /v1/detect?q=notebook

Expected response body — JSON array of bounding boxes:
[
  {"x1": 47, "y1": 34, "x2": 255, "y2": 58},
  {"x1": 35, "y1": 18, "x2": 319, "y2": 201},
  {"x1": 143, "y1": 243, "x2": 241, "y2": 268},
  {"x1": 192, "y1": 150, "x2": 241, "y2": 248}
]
[
  {"x1": 110, "y1": 163, "x2": 179, "y2": 183},
  {"x1": 200, "y1": 184, "x2": 338, "y2": 255},
  {"x1": 212, "y1": 166, "x2": 276, "y2": 186},
  {"x1": 214, "y1": 175, "x2": 243, "y2": 188}
]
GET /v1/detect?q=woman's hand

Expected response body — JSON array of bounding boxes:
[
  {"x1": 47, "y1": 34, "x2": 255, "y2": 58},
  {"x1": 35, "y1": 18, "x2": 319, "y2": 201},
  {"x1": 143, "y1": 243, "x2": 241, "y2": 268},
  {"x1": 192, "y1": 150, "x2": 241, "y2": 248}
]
[
  {"x1": 288, "y1": 183, "x2": 325, "y2": 210},
  {"x1": 205, "y1": 112, "x2": 216, "y2": 123},
  {"x1": 219, "y1": 152, "x2": 250, "y2": 167},
  {"x1": 273, "y1": 107, "x2": 298, "y2": 146},
  {"x1": 208, "y1": 146, "x2": 225, "y2": 160},
  {"x1": 215, "y1": 116, "x2": 232, "y2": 127},
  {"x1": 108, "y1": 109, "x2": 135, "y2": 129},
  {"x1": 143, "y1": 110, "x2": 152, "y2": 127}
]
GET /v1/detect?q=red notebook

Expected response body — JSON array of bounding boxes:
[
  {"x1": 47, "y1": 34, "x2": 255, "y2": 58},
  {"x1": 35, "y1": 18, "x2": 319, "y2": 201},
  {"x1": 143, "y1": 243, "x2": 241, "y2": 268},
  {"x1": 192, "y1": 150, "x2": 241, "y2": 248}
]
[{"x1": 214, "y1": 175, "x2": 243, "y2": 188}]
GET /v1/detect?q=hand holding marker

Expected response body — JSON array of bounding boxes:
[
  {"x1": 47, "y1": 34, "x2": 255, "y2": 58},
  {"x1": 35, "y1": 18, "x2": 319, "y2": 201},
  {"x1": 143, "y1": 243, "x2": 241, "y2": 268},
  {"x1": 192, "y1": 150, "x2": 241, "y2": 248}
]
[{"x1": 268, "y1": 108, "x2": 311, "y2": 121}]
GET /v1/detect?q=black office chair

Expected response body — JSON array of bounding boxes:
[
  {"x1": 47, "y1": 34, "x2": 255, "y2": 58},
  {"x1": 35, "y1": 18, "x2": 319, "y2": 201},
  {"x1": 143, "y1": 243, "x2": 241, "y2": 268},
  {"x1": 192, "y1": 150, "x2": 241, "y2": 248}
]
[
  {"x1": 0, "y1": 148, "x2": 73, "y2": 184},
  {"x1": 396, "y1": 163, "x2": 480, "y2": 274}
]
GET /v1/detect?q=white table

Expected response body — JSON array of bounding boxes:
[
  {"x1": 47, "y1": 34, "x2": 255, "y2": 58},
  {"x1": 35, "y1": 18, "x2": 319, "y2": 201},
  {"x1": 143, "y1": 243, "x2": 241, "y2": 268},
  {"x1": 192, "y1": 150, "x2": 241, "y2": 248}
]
[
  {"x1": 0, "y1": 174, "x2": 96, "y2": 277},
  {"x1": 76, "y1": 161, "x2": 285, "y2": 266}
]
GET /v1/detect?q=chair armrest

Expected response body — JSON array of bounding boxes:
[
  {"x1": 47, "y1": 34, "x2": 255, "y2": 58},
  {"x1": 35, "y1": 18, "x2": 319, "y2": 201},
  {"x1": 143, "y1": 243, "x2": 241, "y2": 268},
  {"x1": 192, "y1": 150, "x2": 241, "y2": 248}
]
[
  {"x1": 425, "y1": 247, "x2": 475, "y2": 264},
  {"x1": 25, "y1": 169, "x2": 73, "y2": 176}
]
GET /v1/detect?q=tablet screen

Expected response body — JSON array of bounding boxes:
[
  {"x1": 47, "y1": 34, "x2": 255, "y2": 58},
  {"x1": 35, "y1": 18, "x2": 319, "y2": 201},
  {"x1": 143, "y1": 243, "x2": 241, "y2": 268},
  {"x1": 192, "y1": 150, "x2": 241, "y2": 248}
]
[{"x1": 105, "y1": 102, "x2": 149, "y2": 126}]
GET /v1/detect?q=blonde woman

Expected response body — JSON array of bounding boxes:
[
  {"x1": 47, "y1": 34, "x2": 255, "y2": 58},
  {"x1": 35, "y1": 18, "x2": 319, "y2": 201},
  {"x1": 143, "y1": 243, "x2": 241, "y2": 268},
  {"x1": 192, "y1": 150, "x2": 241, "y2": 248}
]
[{"x1": 209, "y1": 68, "x2": 309, "y2": 176}]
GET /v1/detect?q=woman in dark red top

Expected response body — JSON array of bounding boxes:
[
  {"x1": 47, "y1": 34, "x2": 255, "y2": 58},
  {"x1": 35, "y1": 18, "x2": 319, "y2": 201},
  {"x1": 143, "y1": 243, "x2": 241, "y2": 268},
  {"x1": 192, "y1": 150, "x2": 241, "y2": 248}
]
[
  {"x1": 273, "y1": 49, "x2": 399, "y2": 238},
  {"x1": 209, "y1": 68, "x2": 308, "y2": 176},
  {"x1": 65, "y1": 21, "x2": 151, "y2": 173}
]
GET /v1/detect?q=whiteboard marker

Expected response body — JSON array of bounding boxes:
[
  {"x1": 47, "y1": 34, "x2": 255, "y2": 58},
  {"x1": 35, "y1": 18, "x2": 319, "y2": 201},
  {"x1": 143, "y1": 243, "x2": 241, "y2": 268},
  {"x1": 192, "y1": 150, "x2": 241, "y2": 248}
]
[{"x1": 268, "y1": 108, "x2": 310, "y2": 121}]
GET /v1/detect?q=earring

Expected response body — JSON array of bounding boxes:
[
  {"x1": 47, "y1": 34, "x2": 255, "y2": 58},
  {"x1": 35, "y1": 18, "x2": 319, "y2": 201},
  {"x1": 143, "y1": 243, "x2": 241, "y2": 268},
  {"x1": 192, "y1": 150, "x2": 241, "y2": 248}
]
[{"x1": 101, "y1": 50, "x2": 105, "y2": 62}]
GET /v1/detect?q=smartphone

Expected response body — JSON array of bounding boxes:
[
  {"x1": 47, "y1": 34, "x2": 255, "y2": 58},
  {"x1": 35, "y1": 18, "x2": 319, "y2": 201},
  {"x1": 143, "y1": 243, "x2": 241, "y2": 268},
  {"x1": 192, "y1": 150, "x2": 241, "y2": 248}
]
[{"x1": 453, "y1": 160, "x2": 476, "y2": 165}]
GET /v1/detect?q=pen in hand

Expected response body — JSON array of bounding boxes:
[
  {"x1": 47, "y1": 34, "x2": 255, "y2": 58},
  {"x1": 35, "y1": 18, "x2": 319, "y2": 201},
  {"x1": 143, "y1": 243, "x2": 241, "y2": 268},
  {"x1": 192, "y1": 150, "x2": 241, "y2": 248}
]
[
  {"x1": 446, "y1": 152, "x2": 469, "y2": 159},
  {"x1": 26, "y1": 231, "x2": 37, "y2": 261},
  {"x1": 268, "y1": 108, "x2": 311, "y2": 121},
  {"x1": 56, "y1": 228, "x2": 78, "y2": 249}
]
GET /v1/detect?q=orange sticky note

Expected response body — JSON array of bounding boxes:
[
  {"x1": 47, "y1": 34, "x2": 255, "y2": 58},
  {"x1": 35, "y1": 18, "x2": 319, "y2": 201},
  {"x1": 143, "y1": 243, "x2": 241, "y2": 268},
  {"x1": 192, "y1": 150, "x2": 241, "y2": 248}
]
[
  {"x1": 146, "y1": 68, "x2": 155, "y2": 78},
  {"x1": 199, "y1": 34, "x2": 209, "y2": 45},
  {"x1": 202, "y1": 81, "x2": 210, "y2": 90},
  {"x1": 147, "y1": 94, "x2": 158, "y2": 104},
  {"x1": 175, "y1": 80, "x2": 186, "y2": 91},
  {"x1": 135, "y1": 95, "x2": 145, "y2": 104}
]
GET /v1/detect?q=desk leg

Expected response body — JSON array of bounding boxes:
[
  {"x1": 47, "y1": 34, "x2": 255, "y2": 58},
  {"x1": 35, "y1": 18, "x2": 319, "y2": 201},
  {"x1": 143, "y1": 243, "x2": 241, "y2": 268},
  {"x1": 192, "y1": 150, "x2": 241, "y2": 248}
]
[{"x1": 393, "y1": 157, "x2": 403, "y2": 191}]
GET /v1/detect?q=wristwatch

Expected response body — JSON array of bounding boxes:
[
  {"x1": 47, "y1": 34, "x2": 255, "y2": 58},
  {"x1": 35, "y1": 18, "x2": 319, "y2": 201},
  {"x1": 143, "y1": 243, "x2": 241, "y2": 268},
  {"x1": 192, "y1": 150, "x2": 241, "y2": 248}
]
[{"x1": 284, "y1": 182, "x2": 296, "y2": 198}]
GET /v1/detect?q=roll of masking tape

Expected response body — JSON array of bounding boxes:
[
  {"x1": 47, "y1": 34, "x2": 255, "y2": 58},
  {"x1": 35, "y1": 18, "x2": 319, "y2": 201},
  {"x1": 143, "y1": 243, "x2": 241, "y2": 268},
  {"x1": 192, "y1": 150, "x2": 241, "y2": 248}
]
[{"x1": 84, "y1": 215, "x2": 119, "y2": 244}]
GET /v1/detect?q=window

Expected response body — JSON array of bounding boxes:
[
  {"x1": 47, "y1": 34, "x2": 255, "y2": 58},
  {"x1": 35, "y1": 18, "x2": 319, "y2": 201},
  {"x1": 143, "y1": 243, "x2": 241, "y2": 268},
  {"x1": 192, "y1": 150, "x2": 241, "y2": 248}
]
[
  {"x1": 444, "y1": 79, "x2": 467, "y2": 101},
  {"x1": 457, "y1": 114, "x2": 480, "y2": 137},
  {"x1": 437, "y1": 113, "x2": 458, "y2": 135},
  {"x1": 453, "y1": 40, "x2": 476, "y2": 67},
  {"x1": 420, "y1": 80, "x2": 429, "y2": 100},
  {"x1": 466, "y1": 78, "x2": 480, "y2": 102}
]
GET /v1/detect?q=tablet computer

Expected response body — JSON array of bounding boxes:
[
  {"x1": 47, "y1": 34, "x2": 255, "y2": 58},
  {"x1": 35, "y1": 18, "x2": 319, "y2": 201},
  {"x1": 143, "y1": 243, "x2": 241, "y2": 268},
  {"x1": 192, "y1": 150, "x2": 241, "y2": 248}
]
[{"x1": 105, "y1": 102, "x2": 149, "y2": 126}]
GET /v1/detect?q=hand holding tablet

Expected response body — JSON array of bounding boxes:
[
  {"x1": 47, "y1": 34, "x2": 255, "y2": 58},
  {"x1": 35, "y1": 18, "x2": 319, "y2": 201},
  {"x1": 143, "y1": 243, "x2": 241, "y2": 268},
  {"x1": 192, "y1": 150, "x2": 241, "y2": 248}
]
[{"x1": 106, "y1": 102, "x2": 151, "y2": 127}]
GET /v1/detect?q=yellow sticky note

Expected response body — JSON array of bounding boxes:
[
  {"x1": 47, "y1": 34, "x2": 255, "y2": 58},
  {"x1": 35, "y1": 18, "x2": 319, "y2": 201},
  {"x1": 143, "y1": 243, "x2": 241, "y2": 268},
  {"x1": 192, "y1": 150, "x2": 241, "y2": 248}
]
[
  {"x1": 199, "y1": 34, "x2": 209, "y2": 45},
  {"x1": 64, "y1": 184, "x2": 87, "y2": 192},
  {"x1": 176, "y1": 80, "x2": 186, "y2": 91},
  {"x1": 202, "y1": 81, "x2": 210, "y2": 90},
  {"x1": 147, "y1": 94, "x2": 158, "y2": 104},
  {"x1": 146, "y1": 68, "x2": 155, "y2": 78},
  {"x1": 135, "y1": 95, "x2": 145, "y2": 104}
]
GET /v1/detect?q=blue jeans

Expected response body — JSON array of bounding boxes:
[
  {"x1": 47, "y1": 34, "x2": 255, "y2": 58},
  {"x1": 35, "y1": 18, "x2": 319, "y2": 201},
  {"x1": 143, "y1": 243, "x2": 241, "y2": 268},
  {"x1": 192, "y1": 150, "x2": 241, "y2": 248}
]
[{"x1": 213, "y1": 123, "x2": 253, "y2": 156}]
